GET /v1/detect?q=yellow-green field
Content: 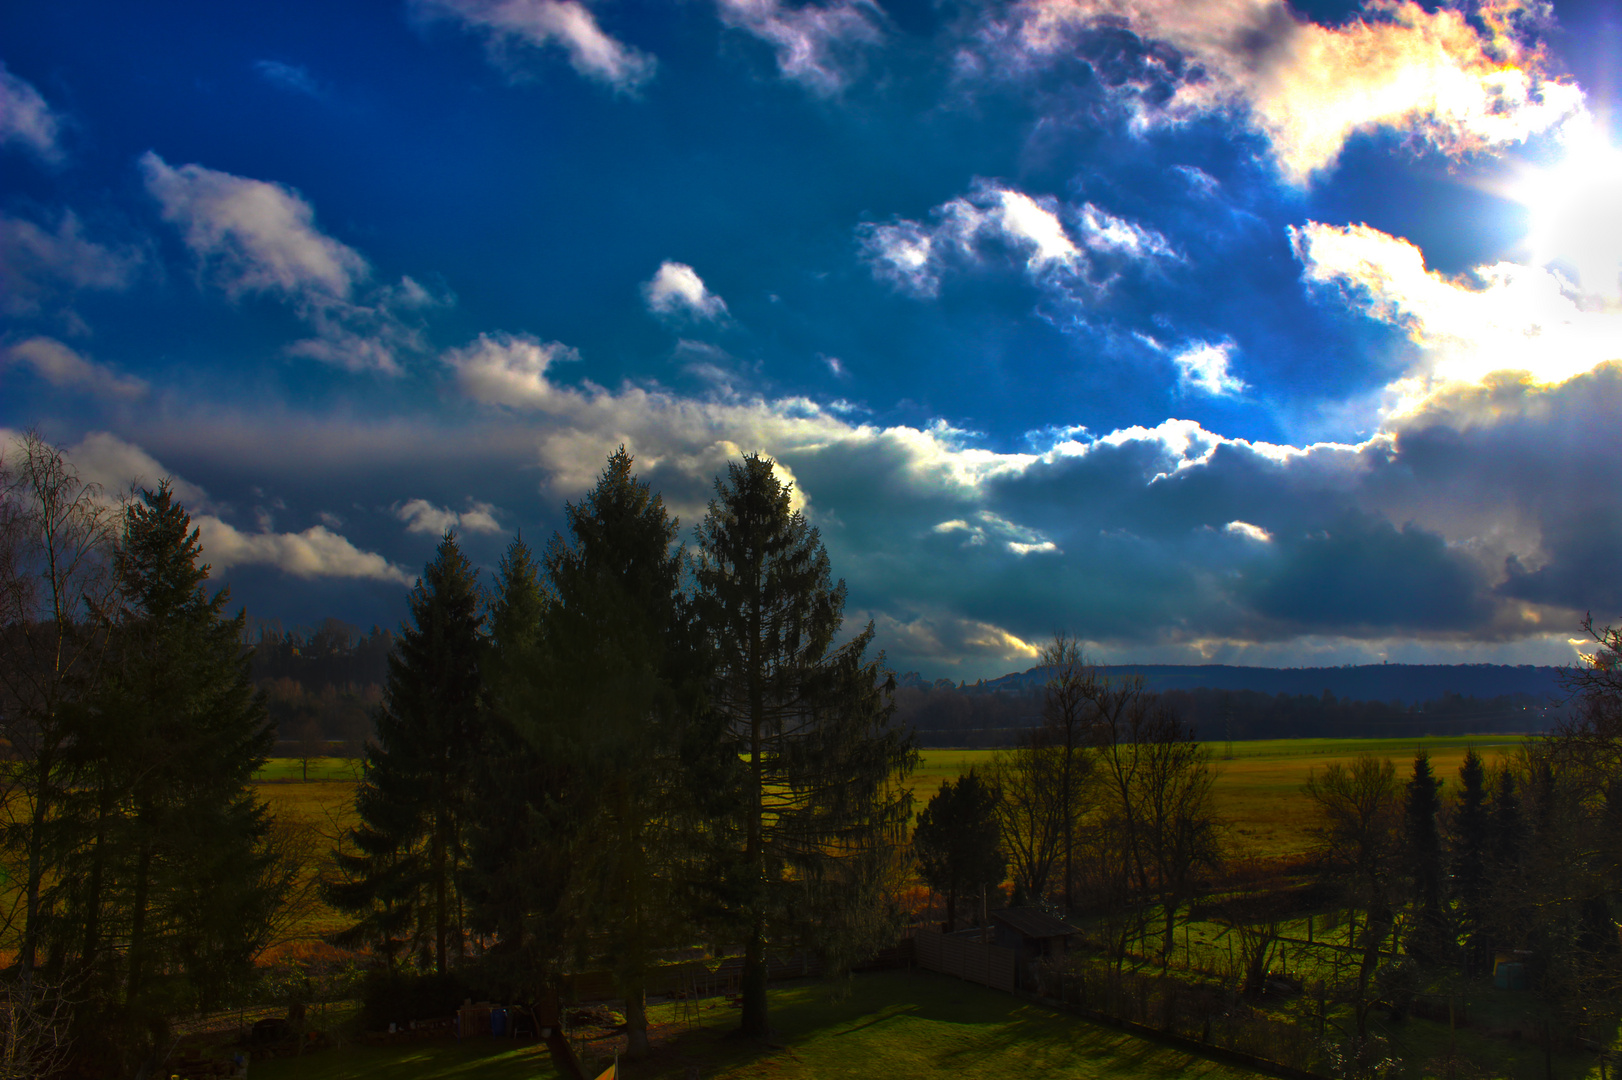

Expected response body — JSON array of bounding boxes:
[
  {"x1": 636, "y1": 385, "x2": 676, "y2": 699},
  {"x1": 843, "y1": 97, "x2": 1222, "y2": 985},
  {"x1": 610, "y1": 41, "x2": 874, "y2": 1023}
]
[
  {"x1": 264, "y1": 734, "x2": 1531, "y2": 875},
  {"x1": 902, "y1": 736, "x2": 1528, "y2": 859}
]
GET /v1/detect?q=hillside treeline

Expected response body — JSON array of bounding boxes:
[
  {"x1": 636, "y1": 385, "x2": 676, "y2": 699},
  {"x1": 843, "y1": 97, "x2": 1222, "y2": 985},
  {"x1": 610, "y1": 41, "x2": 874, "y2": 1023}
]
[
  {"x1": 248, "y1": 619, "x2": 392, "y2": 753},
  {"x1": 896, "y1": 680, "x2": 1559, "y2": 746},
  {"x1": 917, "y1": 622, "x2": 1622, "y2": 1071}
]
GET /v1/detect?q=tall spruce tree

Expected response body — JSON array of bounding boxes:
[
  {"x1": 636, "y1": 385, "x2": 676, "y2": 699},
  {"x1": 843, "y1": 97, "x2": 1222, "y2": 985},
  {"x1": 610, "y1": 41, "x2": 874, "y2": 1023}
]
[
  {"x1": 694, "y1": 454, "x2": 915, "y2": 1037},
  {"x1": 331, "y1": 531, "x2": 483, "y2": 972},
  {"x1": 1404, "y1": 750, "x2": 1444, "y2": 959},
  {"x1": 1451, "y1": 748, "x2": 1489, "y2": 972},
  {"x1": 463, "y1": 534, "x2": 558, "y2": 994},
  {"x1": 57, "y1": 483, "x2": 281, "y2": 1075},
  {"x1": 537, "y1": 448, "x2": 697, "y2": 1057}
]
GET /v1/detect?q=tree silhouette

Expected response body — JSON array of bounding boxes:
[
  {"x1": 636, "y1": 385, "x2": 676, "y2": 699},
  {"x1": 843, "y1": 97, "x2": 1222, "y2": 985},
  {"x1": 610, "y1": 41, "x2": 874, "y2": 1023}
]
[{"x1": 695, "y1": 454, "x2": 914, "y2": 1037}]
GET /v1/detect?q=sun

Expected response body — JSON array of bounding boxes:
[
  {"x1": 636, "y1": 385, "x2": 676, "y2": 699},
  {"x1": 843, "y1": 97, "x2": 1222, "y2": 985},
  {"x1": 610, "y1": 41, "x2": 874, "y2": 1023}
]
[{"x1": 1508, "y1": 122, "x2": 1622, "y2": 299}]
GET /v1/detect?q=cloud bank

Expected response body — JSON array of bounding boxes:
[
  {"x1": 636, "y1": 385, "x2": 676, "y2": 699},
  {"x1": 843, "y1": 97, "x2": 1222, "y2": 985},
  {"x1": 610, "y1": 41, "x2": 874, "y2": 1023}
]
[{"x1": 992, "y1": 0, "x2": 1587, "y2": 183}]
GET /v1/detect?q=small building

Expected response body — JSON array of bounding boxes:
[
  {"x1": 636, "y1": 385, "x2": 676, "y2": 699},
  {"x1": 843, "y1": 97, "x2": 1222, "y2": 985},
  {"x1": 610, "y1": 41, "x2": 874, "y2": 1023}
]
[
  {"x1": 1493, "y1": 955, "x2": 1529, "y2": 991},
  {"x1": 991, "y1": 907, "x2": 1081, "y2": 990}
]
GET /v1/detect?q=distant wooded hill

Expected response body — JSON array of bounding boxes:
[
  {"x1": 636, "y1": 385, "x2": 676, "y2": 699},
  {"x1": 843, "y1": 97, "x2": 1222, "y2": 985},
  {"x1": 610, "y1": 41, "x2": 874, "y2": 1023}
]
[{"x1": 895, "y1": 663, "x2": 1570, "y2": 747}]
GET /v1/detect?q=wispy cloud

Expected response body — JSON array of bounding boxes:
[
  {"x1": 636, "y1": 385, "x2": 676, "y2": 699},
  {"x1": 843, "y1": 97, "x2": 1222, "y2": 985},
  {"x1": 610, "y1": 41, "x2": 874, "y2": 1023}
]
[
  {"x1": 4, "y1": 337, "x2": 149, "y2": 401},
  {"x1": 141, "y1": 153, "x2": 441, "y2": 373},
  {"x1": 414, "y1": 0, "x2": 656, "y2": 92},
  {"x1": 714, "y1": 0, "x2": 885, "y2": 95},
  {"x1": 0, "y1": 62, "x2": 63, "y2": 163},
  {"x1": 141, "y1": 151, "x2": 367, "y2": 300},
  {"x1": 859, "y1": 179, "x2": 1173, "y2": 298},
  {"x1": 253, "y1": 59, "x2": 324, "y2": 98},
  {"x1": 642, "y1": 261, "x2": 729, "y2": 323},
  {"x1": 0, "y1": 209, "x2": 144, "y2": 317}
]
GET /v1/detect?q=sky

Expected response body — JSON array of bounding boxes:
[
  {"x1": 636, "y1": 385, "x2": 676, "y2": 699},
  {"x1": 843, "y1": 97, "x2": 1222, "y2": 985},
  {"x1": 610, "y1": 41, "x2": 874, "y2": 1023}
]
[{"x1": 3, "y1": 0, "x2": 1620, "y2": 680}]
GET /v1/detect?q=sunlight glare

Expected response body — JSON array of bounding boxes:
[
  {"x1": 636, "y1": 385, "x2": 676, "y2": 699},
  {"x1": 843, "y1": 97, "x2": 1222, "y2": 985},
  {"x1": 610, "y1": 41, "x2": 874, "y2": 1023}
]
[{"x1": 1513, "y1": 122, "x2": 1622, "y2": 299}]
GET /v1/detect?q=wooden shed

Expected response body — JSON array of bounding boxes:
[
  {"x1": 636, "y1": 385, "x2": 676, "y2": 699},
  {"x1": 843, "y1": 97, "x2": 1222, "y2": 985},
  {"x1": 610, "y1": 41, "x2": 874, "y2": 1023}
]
[{"x1": 991, "y1": 907, "x2": 1080, "y2": 989}]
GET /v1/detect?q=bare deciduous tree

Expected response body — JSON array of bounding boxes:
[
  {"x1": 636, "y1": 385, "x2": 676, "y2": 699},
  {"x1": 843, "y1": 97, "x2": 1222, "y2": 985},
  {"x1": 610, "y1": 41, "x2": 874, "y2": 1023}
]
[
  {"x1": 1303, "y1": 754, "x2": 1401, "y2": 1037},
  {"x1": 0, "y1": 431, "x2": 117, "y2": 997}
]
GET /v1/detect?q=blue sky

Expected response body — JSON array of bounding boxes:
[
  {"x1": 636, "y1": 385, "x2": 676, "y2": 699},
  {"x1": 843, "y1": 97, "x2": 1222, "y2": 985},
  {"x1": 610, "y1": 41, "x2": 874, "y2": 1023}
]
[{"x1": 4, "y1": 0, "x2": 1620, "y2": 679}]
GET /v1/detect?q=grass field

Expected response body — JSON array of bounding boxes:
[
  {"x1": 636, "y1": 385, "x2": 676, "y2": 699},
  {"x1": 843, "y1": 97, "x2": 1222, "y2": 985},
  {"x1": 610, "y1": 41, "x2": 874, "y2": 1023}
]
[
  {"x1": 247, "y1": 969, "x2": 1256, "y2": 1080},
  {"x1": 904, "y1": 736, "x2": 1528, "y2": 858},
  {"x1": 253, "y1": 736, "x2": 1530, "y2": 945}
]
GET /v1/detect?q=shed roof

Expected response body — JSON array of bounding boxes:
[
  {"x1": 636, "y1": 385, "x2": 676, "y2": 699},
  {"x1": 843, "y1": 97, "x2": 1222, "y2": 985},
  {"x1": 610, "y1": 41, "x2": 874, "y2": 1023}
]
[{"x1": 992, "y1": 906, "x2": 1080, "y2": 939}]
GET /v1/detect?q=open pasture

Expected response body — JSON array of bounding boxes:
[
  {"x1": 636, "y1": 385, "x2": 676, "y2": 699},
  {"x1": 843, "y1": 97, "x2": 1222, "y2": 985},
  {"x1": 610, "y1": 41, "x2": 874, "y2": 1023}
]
[
  {"x1": 905, "y1": 736, "x2": 1528, "y2": 858},
  {"x1": 252, "y1": 735, "x2": 1530, "y2": 945}
]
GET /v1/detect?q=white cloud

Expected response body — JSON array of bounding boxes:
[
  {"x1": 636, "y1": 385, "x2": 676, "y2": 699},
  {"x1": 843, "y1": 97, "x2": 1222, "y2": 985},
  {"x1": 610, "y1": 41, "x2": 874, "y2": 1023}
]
[
  {"x1": 1170, "y1": 339, "x2": 1246, "y2": 396},
  {"x1": 1076, "y1": 202, "x2": 1177, "y2": 261},
  {"x1": 1225, "y1": 520, "x2": 1273, "y2": 543},
  {"x1": 443, "y1": 332, "x2": 581, "y2": 406},
  {"x1": 1004, "y1": 0, "x2": 1588, "y2": 184},
  {"x1": 5, "y1": 337, "x2": 149, "y2": 401},
  {"x1": 36, "y1": 430, "x2": 411, "y2": 584},
  {"x1": 867, "y1": 610, "x2": 1042, "y2": 666},
  {"x1": 856, "y1": 219, "x2": 941, "y2": 297},
  {"x1": 714, "y1": 0, "x2": 885, "y2": 95},
  {"x1": 0, "y1": 63, "x2": 63, "y2": 162},
  {"x1": 141, "y1": 153, "x2": 439, "y2": 373},
  {"x1": 0, "y1": 209, "x2": 144, "y2": 316},
  {"x1": 932, "y1": 509, "x2": 1059, "y2": 555},
  {"x1": 197, "y1": 518, "x2": 413, "y2": 583},
  {"x1": 861, "y1": 180, "x2": 1172, "y2": 299},
  {"x1": 141, "y1": 151, "x2": 367, "y2": 300},
  {"x1": 642, "y1": 261, "x2": 729, "y2": 322},
  {"x1": 414, "y1": 0, "x2": 656, "y2": 91},
  {"x1": 1291, "y1": 220, "x2": 1622, "y2": 402},
  {"x1": 396, "y1": 497, "x2": 505, "y2": 535}
]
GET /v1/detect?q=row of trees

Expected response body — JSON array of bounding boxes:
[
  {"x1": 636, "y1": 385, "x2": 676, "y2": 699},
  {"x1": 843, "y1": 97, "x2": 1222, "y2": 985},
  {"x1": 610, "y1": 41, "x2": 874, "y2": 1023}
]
[
  {"x1": 0, "y1": 433, "x2": 289, "y2": 1078},
  {"x1": 895, "y1": 680, "x2": 1556, "y2": 746},
  {"x1": 326, "y1": 450, "x2": 916, "y2": 1051},
  {"x1": 913, "y1": 633, "x2": 1222, "y2": 968},
  {"x1": 912, "y1": 617, "x2": 1622, "y2": 1065}
]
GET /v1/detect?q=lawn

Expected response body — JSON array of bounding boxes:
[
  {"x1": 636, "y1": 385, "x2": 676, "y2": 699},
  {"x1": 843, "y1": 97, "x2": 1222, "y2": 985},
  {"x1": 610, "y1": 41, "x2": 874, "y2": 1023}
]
[{"x1": 248, "y1": 969, "x2": 1258, "y2": 1080}]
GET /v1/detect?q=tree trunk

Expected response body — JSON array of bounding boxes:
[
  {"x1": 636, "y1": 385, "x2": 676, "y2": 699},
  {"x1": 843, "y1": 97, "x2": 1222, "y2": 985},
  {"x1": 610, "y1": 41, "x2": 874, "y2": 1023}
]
[
  {"x1": 740, "y1": 578, "x2": 769, "y2": 1038},
  {"x1": 127, "y1": 834, "x2": 154, "y2": 1004},
  {"x1": 433, "y1": 811, "x2": 449, "y2": 973},
  {"x1": 18, "y1": 749, "x2": 52, "y2": 995},
  {"x1": 623, "y1": 983, "x2": 650, "y2": 1058},
  {"x1": 741, "y1": 916, "x2": 769, "y2": 1038}
]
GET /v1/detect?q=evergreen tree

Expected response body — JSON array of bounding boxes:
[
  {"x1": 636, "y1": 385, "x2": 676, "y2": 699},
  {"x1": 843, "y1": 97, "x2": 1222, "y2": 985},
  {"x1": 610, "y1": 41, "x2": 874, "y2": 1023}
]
[
  {"x1": 1450, "y1": 748, "x2": 1489, "y2": 972},
  {"x1": 694, "y1": 454, "x2": 915, "y2": 1037},
  {"x1": 1404, "y1": 750, "x2": 1444, "y2": 958},
  {"x1": 914, "y1": 769, "x2": 1005, "y2": 932},
  {"x1": 331, "y1": 531, "x2": 483, "y2": 973},
  {"x1": 463, "y1": 534, "x2": 557, "y2": 994},
  {"x1": 56, "y1": 483, "x2": 282, "y2": 1075},
  {"x1": 536, "y1": 449, "x2": 699, "y2": 1057}
]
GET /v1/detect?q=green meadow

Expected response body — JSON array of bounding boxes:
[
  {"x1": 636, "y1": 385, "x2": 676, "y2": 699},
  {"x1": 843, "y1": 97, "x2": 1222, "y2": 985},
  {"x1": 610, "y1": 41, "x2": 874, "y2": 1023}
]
[
  {"x1": 901, "y1": 736, "x2": 1528, "y2": 858},
  {"x1": 248, "y1": 969, "x2": 1255, "y2": 1080}
]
